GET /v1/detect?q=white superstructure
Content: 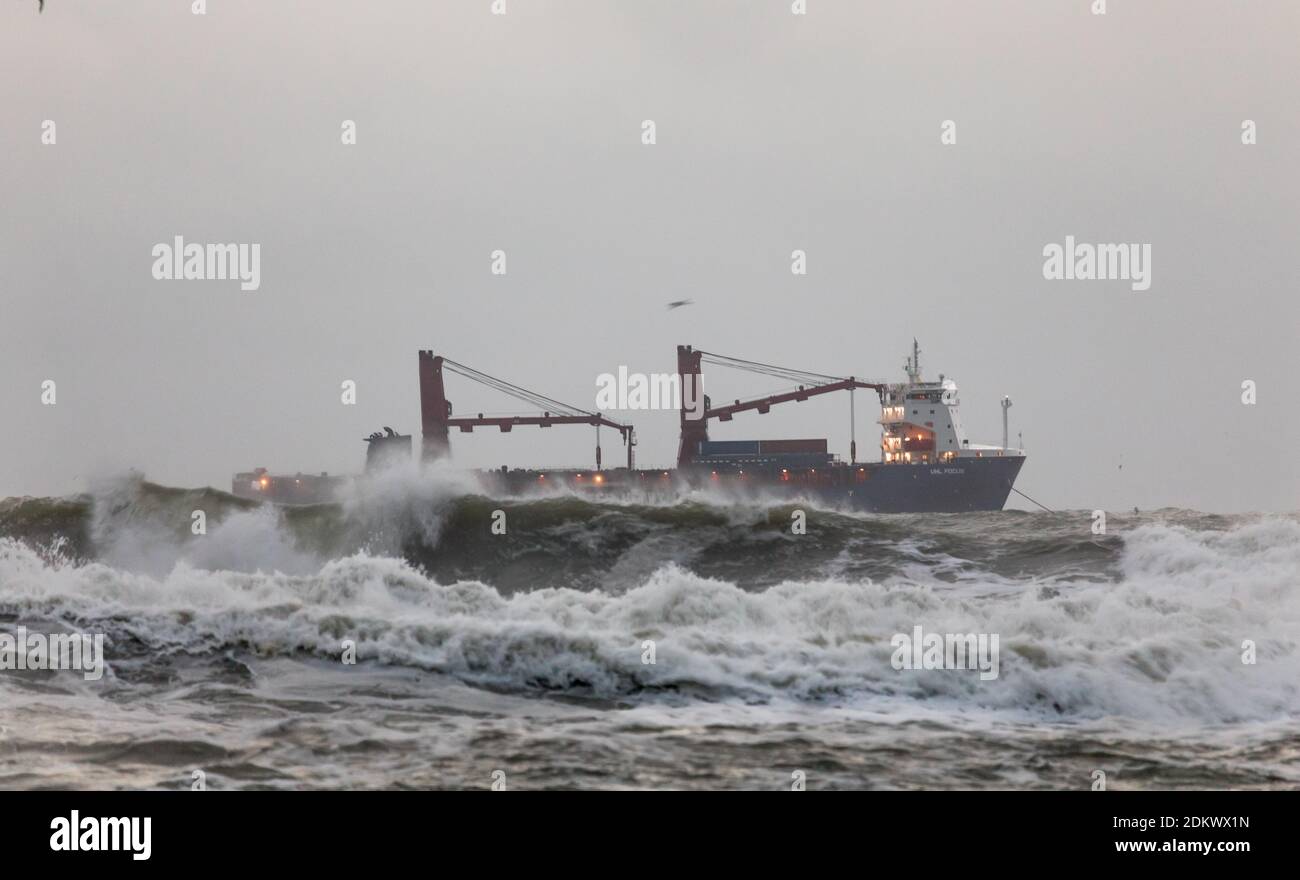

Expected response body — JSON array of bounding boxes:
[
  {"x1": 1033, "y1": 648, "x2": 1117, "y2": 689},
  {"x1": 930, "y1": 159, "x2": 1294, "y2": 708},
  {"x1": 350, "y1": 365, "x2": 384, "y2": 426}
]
[{"x1": 878, "y1": 341, "x2": 1025, "y2": 466}]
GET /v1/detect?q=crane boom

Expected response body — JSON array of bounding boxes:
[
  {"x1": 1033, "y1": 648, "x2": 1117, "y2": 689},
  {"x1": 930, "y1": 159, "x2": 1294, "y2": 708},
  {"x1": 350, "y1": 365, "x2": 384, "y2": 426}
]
[
  {"x1": 707, "y1": 377, "x2": 884, "y2": 421},
  {"x1": 676, "y1": 344, "x2": 884, "y2": 466},
  {"x1": 419, "y1": 351, "x2": 636, "y2": 469}
]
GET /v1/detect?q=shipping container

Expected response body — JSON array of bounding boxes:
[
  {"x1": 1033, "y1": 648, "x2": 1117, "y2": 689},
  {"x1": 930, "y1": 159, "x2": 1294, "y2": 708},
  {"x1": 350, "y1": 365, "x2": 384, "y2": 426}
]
[
  {"x1": 699, "y1": 440, "x2": 761, "y2": 456},
  {"x1": 758, "y1": 438, "x2": 828, "y2": 454}
]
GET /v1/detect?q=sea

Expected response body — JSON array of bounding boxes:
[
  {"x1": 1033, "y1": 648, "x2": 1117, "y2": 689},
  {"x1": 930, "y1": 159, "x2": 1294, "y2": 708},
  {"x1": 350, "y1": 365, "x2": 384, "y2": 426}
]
[{"x1": 1, "y1": 467, "x2": 1296, "y2": 790}]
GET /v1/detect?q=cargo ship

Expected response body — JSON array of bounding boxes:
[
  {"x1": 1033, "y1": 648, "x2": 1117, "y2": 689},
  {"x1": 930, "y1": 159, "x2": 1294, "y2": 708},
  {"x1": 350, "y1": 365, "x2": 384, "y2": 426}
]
[{"x1": 234, "y1": 342, "x2": 1025, "y2": 513}]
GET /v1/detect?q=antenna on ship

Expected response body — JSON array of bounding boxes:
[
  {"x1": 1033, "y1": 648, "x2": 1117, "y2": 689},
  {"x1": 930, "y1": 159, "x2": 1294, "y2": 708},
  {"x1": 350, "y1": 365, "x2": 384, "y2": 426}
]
[{"x1": 905, "y1": 339, "x2": 921, "y2": 383}]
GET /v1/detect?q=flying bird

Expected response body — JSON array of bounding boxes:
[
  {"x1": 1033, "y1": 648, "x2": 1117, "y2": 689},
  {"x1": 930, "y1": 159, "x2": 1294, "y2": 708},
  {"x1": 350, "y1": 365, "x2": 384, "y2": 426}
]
[
  {"x1": 39, "y1": 0, "x2": 45, "y2": 12},
  {"x1": 666, "y1": 299, "x2": 693, "y2": 310}
]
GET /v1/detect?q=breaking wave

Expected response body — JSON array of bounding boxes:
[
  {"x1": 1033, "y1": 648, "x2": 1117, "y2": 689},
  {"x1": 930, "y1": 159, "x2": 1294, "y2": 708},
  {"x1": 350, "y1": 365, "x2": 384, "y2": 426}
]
[
  {"x1": 0, "y1": 468, "x2": 1135, "y2": 588},
  {"x1": 1, "y1": 470, "x2": 1296, "y2": 725}
]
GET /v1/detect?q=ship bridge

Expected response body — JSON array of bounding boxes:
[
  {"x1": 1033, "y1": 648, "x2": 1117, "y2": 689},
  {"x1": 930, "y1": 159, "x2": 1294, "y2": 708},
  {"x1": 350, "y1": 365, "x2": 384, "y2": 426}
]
[{"x1": 879, "y1": 341, "x2": 1023, "y2": 465}]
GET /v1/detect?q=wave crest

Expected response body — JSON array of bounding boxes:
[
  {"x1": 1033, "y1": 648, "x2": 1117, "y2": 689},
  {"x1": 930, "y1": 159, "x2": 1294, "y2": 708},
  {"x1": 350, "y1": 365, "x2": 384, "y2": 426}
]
[{"x1": 2, "y1": 515, "x2": 1296, "y2": 723}]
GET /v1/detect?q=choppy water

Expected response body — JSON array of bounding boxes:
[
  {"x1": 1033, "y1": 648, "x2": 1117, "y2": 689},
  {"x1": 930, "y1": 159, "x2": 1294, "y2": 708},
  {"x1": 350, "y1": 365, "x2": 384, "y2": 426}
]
[{"x1": 1, "y1": 468, "x2": 1297, "y2": 790}]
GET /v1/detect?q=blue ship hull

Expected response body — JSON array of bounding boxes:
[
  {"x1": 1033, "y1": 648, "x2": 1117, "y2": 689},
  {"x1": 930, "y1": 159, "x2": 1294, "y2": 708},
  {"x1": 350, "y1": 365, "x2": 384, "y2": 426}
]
[
  {"x1": 486, "y1": 455, "x2": 1027, "y2": 514},
  {"x1": 819, "y1": 456, "x2": 1026, "y2": 513}
]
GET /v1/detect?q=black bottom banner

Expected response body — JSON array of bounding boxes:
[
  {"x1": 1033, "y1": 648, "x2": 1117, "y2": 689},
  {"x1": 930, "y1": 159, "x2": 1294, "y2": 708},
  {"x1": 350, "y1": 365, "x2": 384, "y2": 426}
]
[{"x1": 4, "y1": 791, "x2": 1280, "y2": 866}]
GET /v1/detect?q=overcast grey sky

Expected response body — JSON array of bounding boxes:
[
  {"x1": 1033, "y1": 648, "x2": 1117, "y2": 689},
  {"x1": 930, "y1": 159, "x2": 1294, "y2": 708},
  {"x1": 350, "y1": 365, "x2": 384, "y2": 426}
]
[{"x1": 2, "y1": 1, "x2": 1296, "y2": 512}]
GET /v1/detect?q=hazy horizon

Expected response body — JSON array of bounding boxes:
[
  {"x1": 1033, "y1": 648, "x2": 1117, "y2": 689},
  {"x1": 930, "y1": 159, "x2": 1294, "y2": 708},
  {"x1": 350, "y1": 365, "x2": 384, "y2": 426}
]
[{"x1": 2, "y1": 0, "x2": 1296, "y2": 513}]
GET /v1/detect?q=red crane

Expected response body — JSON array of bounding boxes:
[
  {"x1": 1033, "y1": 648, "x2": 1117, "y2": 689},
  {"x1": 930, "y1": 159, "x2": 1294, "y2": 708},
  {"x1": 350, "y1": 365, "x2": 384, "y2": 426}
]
[
  {"x1": 419, "y1": 351, "x2": 636, "y2": 470},
  {"x1": 676, "y1": 346, "x2": 885, "y2": 467}
]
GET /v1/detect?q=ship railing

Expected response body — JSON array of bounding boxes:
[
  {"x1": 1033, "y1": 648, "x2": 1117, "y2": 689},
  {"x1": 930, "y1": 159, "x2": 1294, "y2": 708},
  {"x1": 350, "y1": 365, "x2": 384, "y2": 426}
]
[{"x1": 490, "y1": 464, "x2": 664, "y2": 473}]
